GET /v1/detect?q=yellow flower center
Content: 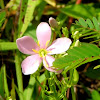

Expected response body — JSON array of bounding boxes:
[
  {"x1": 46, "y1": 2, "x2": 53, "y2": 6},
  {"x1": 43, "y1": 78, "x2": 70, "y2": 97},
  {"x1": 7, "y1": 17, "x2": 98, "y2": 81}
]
[
  {"x1": 38, "y1": 49, "x2": 47, "y2": 57},
  {"x1": 32, "y1": 48, "x2": 47, "y2": 57}
]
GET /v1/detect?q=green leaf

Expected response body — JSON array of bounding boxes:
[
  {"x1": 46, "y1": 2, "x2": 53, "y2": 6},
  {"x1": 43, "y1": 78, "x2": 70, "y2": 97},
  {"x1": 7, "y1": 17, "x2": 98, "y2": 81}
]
[
  {"x1": 0, "y1": 0, "x2": 4, "y2": 8},
  {"x1": 92, "y1": 17, "x2": 100, "y2": 31},
  {"x1": 71, "y1": 69, "x2": 79, "y2": 85},
  {"x1": 35, "y1": 0, "x2": 46, "y2": 21},
  {"x1": 81, "y1": 32, "x2": 97, "y2": 37},
  {"x1": 94, "y1": 65, "x2": 100, "y2": 69},
  {"x1": 23, "y1": 75, "x2": 36, "y2": 100},
  {"x1": 83, "y1": 34, "x2": 99, "y2": 39},
  {"x1": 56, "y1": 13, "x2": 68, "y2": 27},
  {"x1": 91, "y1": 90, "x2": 100, "y2": 100},
  {"x1": 0, "y1": 42, "x2": 17, "y2": 51},
  {"x1": 23, "y1": 74, "x2": 45, "y2": 100},
  {"x1": 20, "y1": 0, "x2": 42, "y2": 37},
  {"x1": 23, "y1": 23, "x2": 37, "y2": 42},
  {"x1": 79, "y1": 18, "x2": 87, "y2": 27},
  {"x1": 60, "y1": 4, "x2": 95, "y2": 19},
  {"x1": 86, "y1": 19, "x2": 94, "y2": 29},
  {"x1": 53, "y1": 43, "x2": 100, "y2": 72},
  {"x1": 73, "y1": 17, "x2": 100, "y2": 42},
  {"x1": 18, "y1": 0, "x2": 28, "y2": 35},
  {"x1": 0, "y1": 11, "x2": 6, "y2": 28}
]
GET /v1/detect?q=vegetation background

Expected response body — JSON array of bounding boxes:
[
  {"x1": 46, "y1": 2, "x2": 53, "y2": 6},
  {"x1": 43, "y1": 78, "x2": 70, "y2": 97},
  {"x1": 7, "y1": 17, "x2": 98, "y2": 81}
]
[{"x1": 0, "y1": 0, "x2": 100, "y2": 100}]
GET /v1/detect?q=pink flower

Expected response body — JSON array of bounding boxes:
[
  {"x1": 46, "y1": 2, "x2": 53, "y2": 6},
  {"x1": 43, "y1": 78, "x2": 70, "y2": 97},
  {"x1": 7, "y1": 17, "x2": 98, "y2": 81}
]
[{"x1": 16, "y1": 22, "x2": 72, "y2": 75}]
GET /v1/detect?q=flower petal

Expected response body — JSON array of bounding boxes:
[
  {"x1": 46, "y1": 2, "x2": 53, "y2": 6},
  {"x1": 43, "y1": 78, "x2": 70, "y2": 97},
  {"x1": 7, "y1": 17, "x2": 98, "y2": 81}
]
[
  {"x1": 21, "y1": 54, "x2": 42, "y2": 75},
  {"x1": 16, "y1": 36, "x2": 39, "y2": 55},
  {"x1": 47, "y1": 37, "x2": 72, "y2": 55},
  {"x1": 36, "y1": 22, "x2": 51, "y2": 48},
  {"x1": 43, "y1": 55, "x2": 62, "y2": 73}
]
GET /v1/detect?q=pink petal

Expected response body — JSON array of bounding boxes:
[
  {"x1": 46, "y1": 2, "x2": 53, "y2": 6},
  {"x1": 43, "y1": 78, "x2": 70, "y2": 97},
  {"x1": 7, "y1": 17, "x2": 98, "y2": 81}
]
[
  {"x1": 16, "y1": 36, "x2": 39, "y2": 55},
  {"x1": 47, "y1": 37, "x2": 72, "y2": 55},
  {"x1": 36, "y1": 22, "x2": 51, "y2": 48},
  {"x1": 21, "y1": 54, "x2": 42, "y2": 75},
  {"x1": 43, "y1": 55, "x2": 62, "y2": 73}
]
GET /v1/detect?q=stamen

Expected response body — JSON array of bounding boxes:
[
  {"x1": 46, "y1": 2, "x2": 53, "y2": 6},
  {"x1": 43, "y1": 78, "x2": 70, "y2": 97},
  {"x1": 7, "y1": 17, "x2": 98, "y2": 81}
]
[
  {"x1": 47, "y1": 51, "x2": 52, "y2": 53},
  {"x1": 39, "y1": 49, "x2": 47, "y2": 57},
  {"x1": 43, "y1": 57, "x2": 49, "y2": 67},
  {"x1": 37, "y1": 41, "x2": 40, "y2": 47},
  {"x1": 45, "y1": 40, "x2": 50, "y2": 48},
  {"x1": 32, "y1": 49, "x2": 39, "y2": 53}
]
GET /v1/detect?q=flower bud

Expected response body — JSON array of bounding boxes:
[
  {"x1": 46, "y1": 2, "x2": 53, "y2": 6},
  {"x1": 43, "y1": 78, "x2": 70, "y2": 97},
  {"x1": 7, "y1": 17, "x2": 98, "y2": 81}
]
[{"x1": 49, "y1": 17, "x2": 58, "y2": 28}]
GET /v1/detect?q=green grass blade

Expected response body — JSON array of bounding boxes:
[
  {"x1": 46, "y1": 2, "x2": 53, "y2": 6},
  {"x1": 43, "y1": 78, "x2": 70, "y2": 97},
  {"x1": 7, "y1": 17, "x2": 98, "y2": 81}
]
[
  {"x1": 0, "y1": 42, "x2": 17, "y2": 51},
  {"x1": 15, "y1": 50, "x2": 23, "y2": 100},
  {"x1": 20, "y1": 0, "x2": 41, "y2": 37},
  {"x1": 0, "y1": 66, "x2": 4, "y2": 98},
  {"x1": 23, "y1": 75, "x2": 36, "y2": 100},
  {"x1": 18, "y1": 0, "x2": 28, "y2": 35},
  {"x1": 3, "y1": 64, "x2": 9, "y2": 98}
]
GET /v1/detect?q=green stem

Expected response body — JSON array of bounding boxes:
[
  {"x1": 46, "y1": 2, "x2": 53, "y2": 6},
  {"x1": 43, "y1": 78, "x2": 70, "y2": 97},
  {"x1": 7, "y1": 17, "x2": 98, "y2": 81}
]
[
  {"x1": 71, "y1": 86, "x2": 76, "y2": 100},
  {"x1": 53, "y1": 73, "x2": 61, "y2": 90},
  {"x1": 69, "y1": 69, "x2": 76, "y2": 100},
  {"x1": 69, "y1": 69, "x2": 74, "y2": 85},
  {"x1": 15, "y1": 50, "x2": 23, "y2": 100},
  {"x1": 59, "y1": 86, "x2": 68, "y2": 99},
  {"x1": 35, "y1": 77, "x2": 50, "y2": 95}
]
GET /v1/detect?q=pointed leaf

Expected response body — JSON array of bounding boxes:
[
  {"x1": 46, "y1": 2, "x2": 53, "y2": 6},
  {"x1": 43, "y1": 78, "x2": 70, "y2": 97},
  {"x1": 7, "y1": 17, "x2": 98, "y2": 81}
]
[
  {"x1": 53, "y1": 43, "x2": 100, "y2": 71},
  {"x1": 86, "y1": 19, "x2": 94, "y2": 29},
  {"x1": 92, "y1": 17, "x2": 100, "y2": 31},
  {"x1": 79, "y1": 18, "x2": 87, "y2": 27}
]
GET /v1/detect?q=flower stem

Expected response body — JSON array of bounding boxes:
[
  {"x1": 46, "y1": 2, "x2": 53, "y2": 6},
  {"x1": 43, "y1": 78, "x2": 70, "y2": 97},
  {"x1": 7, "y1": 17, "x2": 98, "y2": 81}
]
[
  {"x1": 71, "y1": 86, "x2": 76, "y2": 100},
  {"x1": 35, "y1": 77, "x2": 50, "y2": 95},
  {"x1": 69, "y1": 69, "x2": 76, "y2": 100}
]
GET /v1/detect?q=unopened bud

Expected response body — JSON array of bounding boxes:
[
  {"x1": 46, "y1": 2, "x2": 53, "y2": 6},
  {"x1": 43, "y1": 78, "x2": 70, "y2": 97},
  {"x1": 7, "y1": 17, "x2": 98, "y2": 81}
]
[
  {"x1": 49, "y1": 17, "x2": 58, "y2": 28},
  {"x1": 74, "y1": 40, "x2": 80, "y2": 47}
]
